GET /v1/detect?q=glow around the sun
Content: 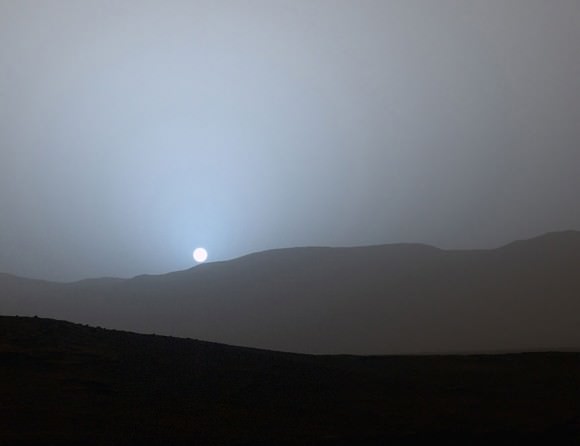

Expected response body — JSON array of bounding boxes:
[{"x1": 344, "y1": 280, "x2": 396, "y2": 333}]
[{"x1": 193, "y1": 247, "x2": 208, "y2": 263}]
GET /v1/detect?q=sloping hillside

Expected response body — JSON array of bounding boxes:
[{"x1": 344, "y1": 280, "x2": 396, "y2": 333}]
[{"x1": 1, "y1": 315, "x2": 579, "y2": 444}]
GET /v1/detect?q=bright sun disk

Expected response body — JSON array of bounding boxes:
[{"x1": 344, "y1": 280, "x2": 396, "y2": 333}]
[{"x1": 193, "y1": 247, "x2": 208, "y2": 263}]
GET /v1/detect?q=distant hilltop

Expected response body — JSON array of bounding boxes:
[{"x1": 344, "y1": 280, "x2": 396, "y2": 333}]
[{"x1": 2, "y1": 231, "x2": 580, "y2": 355}]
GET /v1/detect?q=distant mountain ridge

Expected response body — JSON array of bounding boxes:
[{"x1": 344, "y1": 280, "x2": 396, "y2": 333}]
[{"x1": 1, "y1": 231, "x2": 580, "y2": 354}]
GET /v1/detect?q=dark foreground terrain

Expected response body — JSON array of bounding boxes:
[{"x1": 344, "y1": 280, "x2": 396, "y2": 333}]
[{"x1": 1, "y1": 316, "x2": 579, "y2": 445}]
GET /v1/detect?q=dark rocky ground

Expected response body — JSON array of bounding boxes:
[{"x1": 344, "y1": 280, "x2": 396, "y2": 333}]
[{"x1": 1, "y1": 315, "x2": 579, "y2": 445}]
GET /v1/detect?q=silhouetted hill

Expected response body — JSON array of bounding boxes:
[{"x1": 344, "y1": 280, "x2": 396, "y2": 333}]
[
  {"x1": 2, "y1": 231, "x2": 580, "y2": 354},
  {"x1": 1, "y1": 315, "x2": 579, "y2": 445}
]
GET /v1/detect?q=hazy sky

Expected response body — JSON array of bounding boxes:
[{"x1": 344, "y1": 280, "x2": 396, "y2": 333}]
[{"x1": 1, "y1": 0, "x2": 580, "y2": 281}]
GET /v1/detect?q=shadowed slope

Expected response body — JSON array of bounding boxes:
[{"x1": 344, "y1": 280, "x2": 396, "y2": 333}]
[{"x1": 1, "y1": 315, "x2": 580, "y2": 445}]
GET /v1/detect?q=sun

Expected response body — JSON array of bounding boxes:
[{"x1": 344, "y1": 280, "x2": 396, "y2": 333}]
[{"x1": 193, "y1": 247, "x2": 208, "y2": 263}]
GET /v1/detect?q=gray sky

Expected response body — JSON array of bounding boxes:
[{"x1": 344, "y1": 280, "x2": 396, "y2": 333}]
[{"x1": 1, "y1": 0, "x2": 579, "y2": 281}]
